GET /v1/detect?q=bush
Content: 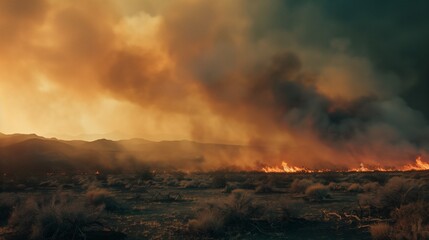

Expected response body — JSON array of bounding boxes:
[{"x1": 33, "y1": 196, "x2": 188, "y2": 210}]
[
  {"x1": 290, "y1": 178, "x2": 313, "y2": 193},
  {"x1": 0, "y1": 194, "x2": 18, "y2": 225},
  {"x1": 137, "y1": 168, "x2": 154, "y2": 181},
  {"x1": 347, "y1": 183, "x2": 363, "y2": 193},
  {"x1": 254, "y1": 183, "x2": 275, "y2": 194},
  {"x1": 188, "y1": 190, "x2": 263, "y2": 235},
  {"x1": 375, "y1": 177, "x2": 422, "y2": 211},
  {"x1": 222, "y1": 184, "x2": 237, "y2": 194},
  {"x1": 86, "y1": 188, "x2": 122, "y2": 212},
  {"x1": 305, "y1": 183, "x2": 330, "y2": 201},
  {"x1": 210, "y1": 174, "x2": 227, "y2": 188},
  {"x1": 362, "y1": 182, "x2": 379, "y2": 192},
  {"x1": 7, "y1": 194, "x2": 104, "y2": 240},
  {"x1": 188, "y1": 207, "x2": 224, "y2": 235},
  {"x1": 370, "y1": 223, "x2": 391, "y2": 240},
  {"x1": 280, "y1": 199, "x2": 304, "y2": 221},
  {"x1": 328, "y1": 182, "x2": 340, "y2": 191},
  {"x1": 390, "y1": 202, "x2": 429, "y2": 239}
]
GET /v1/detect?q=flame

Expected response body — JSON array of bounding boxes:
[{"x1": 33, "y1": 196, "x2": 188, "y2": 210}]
[
  {"x1": 402, "y1": 157, "x2": 429, "y2": 171},
  {"x1": 262, "y1": 157, "x2": 429, "y2": 173},
  {"x1": 262, "y1": 162, "x2": 307, "y2": 173}
]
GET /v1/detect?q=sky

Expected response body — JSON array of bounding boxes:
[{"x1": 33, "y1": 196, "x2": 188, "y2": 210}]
[{"x1": 1, "y1": 0, "x2": 429, "y2": 168}]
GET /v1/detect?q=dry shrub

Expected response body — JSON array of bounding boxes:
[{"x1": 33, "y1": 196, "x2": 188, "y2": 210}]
[
  {"x1": 188, "y1": 190, "x2": 263, "y2": 235},
  {"x1": 86, "y1": 188, "x2": 122, "y2": 212},
  {"x1": 137, "y1": 168, "x2": 154, "y2": 181},
  {"x1": 7, "y1": 194, "x2": 104, "y2": 240},
  {"x1": 390, "y1": 202, "x2": 429, "y2": 240},
  {"x1": 255, "y1": 183, "x2": 275, "y2": 194},
  {"x1": 305, "y1": 183, "x2": 330, "y2": 201},
  {"x1": 222, "y1": 184, "x2": 237, "y2": 194},
  {"x1": 280, "y1": 199, "x2": 304, "y2": 221},
  {"x1": 290, "y1": 178, "x2": 314, "y2": 193},
  {"x1": 375, "y1": 177, "x2": 422, "y2": 211},
  {"x1": 210, "y1": 174, "x2": 227, "y2": 188},
  {"x1": 222, "y1": 190, "x2": 264, "y2": 224},
  {"x1": 358, "y1": 193, "x2": 375, "y2": 208},
  {"x1": 0, "y1": 194, "x2": 19, "y2": 225},
  {"x1": 370, "y1": 223, "x2": 391, "y2": 240},
  {"x1": 106, "y1": 176, "x2": 127, "y2": 189},
  {"x1": 328, "y1": 182, "x2": 340, "y2": 191},
  {"x1": 188, "y1": 207, "x2": 224, "y2": 235},
  {"x1": 359, "y1": 172, "x2": 390, "y2": 185},
  {"x1": 347, "y1": 183, "x2": 363, "y2": 193},
  {"x1": 181, "y1": 179, "x2": 210, "y2": 189},
  {"x1": 363, "y1": 182, "x2": 379, "y2": 192}
]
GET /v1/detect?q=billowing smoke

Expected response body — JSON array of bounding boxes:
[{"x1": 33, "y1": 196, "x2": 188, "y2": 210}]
[{"x1": 1, "y1": 0, "x2": 429, "y2": 169}]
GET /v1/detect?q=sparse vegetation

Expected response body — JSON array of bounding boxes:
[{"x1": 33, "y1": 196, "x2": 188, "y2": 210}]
[
  {"x1": 370, "y1": 223, "x2": 390, "y2": 240},
  {"x1": 188, "y1": 190, "x2": 264, "y2": 236},
  {"x1": 390, "y1": 202, "x2": 429, "y2": 239},
  {"x1": 86, "y1": 188, "x2": 123, "y2": 212},
  {"x1": 255, "y1": 183, "x2": 275, "y2": 194},
  {"x1": 290, "y1": 178, "x2": 314, "y2": 193},
  {"x1": 375, "y1": 177, "x2": 422, "y2": 212},
  {"x1": 6, "y1": 193, "x2": 122, "y2": 240},
  {"x1": 0, "y1": 194, "x2": 17, "y2": 225},
  {"x1": 1, "y1": 171, "x2": 428, "y2": 239},
  {"x1": 305, "y1": 183, "x2": 330, "y2": 201},
  {"x1": 348, "y1": 183, "x2": 363, "y2": 193},
  {"x1": 280, "y1": 199, "x2": 304, "y2": 221}
]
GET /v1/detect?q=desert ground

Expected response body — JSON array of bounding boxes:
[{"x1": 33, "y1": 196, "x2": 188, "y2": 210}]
[{"x1": 1, "y1": 170, "x2": 428, "y2": 240}]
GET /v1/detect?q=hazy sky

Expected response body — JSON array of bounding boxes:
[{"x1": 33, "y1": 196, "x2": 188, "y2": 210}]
[{"x1": 1, "y1": 0, "x2": 429, "y2": 167}]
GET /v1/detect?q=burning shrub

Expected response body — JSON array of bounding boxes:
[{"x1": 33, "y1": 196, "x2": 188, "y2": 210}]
[
  {"x1": 370, "y1": 223, "x2": 391, "y2": 240},
  {"x1": 305, "y1": 183, "x2": 330, "y2": 201},
  {"x1": 290, "y1": 178, "x2": 314, "y2": 193},
  {"x1": 86, "y1": 188, "x2": 122, "y2": 212}
]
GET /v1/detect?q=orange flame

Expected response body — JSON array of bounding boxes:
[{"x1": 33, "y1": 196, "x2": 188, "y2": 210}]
[
  {"x1": 262, "y1": 162, "x2": 307, "y2": 173},
  {"x1": 402, "y1": 156, "x2": 429, "y2": 171},
  {"x1": 262, "y1": 157, "x2": 429, "y2": 173}
]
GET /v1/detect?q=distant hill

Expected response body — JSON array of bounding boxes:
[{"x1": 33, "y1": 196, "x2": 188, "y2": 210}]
[{"x1": 0, "y1": 133, "x2": 254, "y2": 175}]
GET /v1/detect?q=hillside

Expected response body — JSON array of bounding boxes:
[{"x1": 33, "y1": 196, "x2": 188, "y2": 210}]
[{"x1": 0, "y1": 133, "x2": 249, "y2": 175}]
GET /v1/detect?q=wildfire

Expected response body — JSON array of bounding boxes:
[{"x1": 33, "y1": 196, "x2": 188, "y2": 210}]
[
  {"x1": 262, "y1": 162, "x2": 308, "y2": 173},
  {"x1": 262, "y1": 157, "x2": 429, "y2": 173},
  {"x1": 402, "y1": 156, "x2": 429, "y2": 171}
]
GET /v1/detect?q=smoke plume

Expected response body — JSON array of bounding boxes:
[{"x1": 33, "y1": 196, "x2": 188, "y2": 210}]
[{"x1": 1, "y1": 0, "x2": 429, "y2": 169}]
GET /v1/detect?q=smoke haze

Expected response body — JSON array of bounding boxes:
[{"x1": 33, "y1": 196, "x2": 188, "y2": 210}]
[{"x1": 1, "y1": 0, "x2": 429, "y2": 169}]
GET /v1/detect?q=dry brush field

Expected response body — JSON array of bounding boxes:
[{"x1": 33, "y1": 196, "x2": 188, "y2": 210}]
[{"x1": 1, "y1": 170, "x2": 429, "y2": 240}]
